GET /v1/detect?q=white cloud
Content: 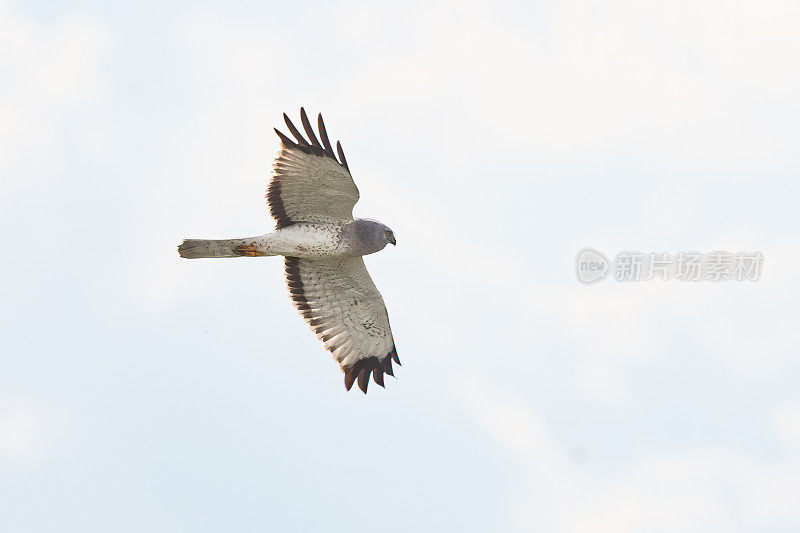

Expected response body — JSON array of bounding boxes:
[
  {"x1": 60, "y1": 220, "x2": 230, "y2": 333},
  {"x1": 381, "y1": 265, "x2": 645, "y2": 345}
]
[
  {"x1": 0, "y1": 399, "x2": 55, "y2": 467},
  {"x1": 773, "y1": 403, "x2": 800, "y2": 452},
  {"x1": 462, "y1": 383, "x2": 800, "y2": 532},
  {"x1": 335, "y1": 0, "x2": 800, "y2": 168},
  {"x1": 0, "y1": 2, "x2": 110, "y2": 174}
]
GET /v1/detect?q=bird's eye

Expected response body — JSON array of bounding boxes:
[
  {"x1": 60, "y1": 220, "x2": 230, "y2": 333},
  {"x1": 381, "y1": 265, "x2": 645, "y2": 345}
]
[{"x1": 385, "y1": 230, "x2": 391, "y2": 237}]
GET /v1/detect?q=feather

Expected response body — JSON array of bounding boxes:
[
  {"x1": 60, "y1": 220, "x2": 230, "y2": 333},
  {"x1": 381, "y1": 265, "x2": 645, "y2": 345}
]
[
  {"x1": 344, "y1": 368, "x2": 357, "y2": 391},
  {"x1": 283, "y1": 113, "x2": 309, "y2": 146},
  {"x1": 357, "y1": 368, "x2": 370, "y2": 393},
  {"x1": 300, "y1": 108, "x2": 323, "y2": 150},
  {"x1": 336, "y1": 140, "x2": 349, "y2": 170},
  {"x1": 382, "y1": 357, "x2": 394, "y2": 377},
  {"x1": 317, "y1": 114, "x2": 336, "y2": 158},
  {"x1": 274, "y1": 128, "x2": 296, "y2": 148},
  {"x1": 372, "y1": 367, "x2": 385, "y2": 387}
]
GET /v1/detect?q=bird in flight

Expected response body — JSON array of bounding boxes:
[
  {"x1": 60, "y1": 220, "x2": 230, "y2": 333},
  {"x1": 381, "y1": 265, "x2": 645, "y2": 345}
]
[{"x1": 178, "y1": 109, "x2": 399, "y2": 393}]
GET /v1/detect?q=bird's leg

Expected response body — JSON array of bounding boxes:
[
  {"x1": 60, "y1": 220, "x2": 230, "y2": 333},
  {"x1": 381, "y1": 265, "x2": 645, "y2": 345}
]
[
  {"x1": 231, "y1": 235, "x2": 273, "y2": 257},
  {"x1": 233, "y1": 244, "x2": 265, "y2": 256}
]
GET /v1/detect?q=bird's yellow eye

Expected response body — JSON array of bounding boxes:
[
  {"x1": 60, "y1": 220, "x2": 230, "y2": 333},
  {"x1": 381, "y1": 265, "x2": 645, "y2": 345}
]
[{"x1": 385, "y1": 230, "x2": 391, "y2": 237}]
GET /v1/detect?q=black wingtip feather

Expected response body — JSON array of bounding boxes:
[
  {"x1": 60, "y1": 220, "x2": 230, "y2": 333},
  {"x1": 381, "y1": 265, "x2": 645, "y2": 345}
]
[
  {"x1": 382, "y1": 357, "x2": 394, "y2": 377},
  {"x1": 275, "y1": 111, "x2": 350, "y2": 172},
  {"x1": 339, "y1": 353, "x2": 398, "y2": 393},
  {"x1": 275, "y1": 110, "x2": 350, "y2": 164},
  {"x1": 283, "y1": 113, "x2": 309, "y2": 146},
  {"x1": 274, "y1": 128, "x2": 296, "y2": 148},
  {"x1": 336, "y1": 140, "x2": 349, "y2": 170},
  {"x1": 317, "y1": 114, "x2": 336, "y2": 158},
  {"x1": 357, "y1": 369, "x2": 369, "y2": 393},
  {"x1": 373, "y1": 367, "x2": 385, "y2": 387},
  {"x1": 344, "y1": 369, "x2": 357, "y2": 391},
  {"x1": 389, "y1": 346, "x2": 400, "y2": 365},
  {"x1": 300, "y1": 108, "x2": 323, "y2": 150}
]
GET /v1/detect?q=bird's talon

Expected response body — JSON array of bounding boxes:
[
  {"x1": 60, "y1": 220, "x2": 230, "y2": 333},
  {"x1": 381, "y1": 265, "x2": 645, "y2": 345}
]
[{"x1": 234, "y1": 244, "x2": 264, "y2": 257}]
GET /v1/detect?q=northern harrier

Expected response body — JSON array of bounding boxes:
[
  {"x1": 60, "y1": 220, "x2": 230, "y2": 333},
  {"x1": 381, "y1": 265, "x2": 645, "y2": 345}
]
[{"x1": 178, "y1": 109, "x2": 398, "y2": 393}]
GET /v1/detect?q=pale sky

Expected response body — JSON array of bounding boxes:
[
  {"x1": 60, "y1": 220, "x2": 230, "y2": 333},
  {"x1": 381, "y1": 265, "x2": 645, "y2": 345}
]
[{"x1": 2, "y1": 0, "x2": 800, "y2": 531}]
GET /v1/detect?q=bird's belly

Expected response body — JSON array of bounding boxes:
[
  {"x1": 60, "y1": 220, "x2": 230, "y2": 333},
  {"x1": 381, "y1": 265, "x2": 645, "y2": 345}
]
[{"x1": 265, "y1": 223, "x2": 347, "y2": 257}]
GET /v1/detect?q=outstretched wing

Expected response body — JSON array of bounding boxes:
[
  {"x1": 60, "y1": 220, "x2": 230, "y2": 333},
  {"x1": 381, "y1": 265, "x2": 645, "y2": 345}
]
[
  {"x1": 284, "y1": 256, "x2": 399, "y2": 393},
  {"x1": 268, "y1": 108, "x2": 360, "y2": 228}
]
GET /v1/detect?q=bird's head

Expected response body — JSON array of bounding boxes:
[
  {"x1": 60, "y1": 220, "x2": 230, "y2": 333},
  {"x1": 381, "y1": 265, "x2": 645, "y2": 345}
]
[
  {"x1": 384, "y1": 228, "x2": 396, "y2": 246},
  {"x1": 350, "y1": 219, "x2": 396, "y2": 254}
]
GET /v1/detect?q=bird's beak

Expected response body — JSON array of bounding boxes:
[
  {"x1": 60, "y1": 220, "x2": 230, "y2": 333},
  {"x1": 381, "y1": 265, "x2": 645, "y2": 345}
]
[{"x1": 388, "y1": 235, "x2": 396, "y2": 246}]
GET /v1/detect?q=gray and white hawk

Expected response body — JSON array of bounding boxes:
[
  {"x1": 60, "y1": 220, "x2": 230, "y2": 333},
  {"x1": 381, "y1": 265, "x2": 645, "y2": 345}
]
[{"x1": 179, "y1": 109, "x2": 399, "y2": 393}]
